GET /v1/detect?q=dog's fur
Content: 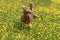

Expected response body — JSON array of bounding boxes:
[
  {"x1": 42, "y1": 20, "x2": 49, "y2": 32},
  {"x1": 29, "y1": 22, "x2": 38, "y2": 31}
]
[{"x1": 20, "y1": 2, "x2": 38, "y2": 28}]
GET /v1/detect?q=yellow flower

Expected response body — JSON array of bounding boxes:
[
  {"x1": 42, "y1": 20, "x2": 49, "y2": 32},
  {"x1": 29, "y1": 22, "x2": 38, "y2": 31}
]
[
  {"x1": 30, "y1": 36, "x2": 32, "y2": 38},
  {"x1": 50, "y1": 33, "x2": 52, "y2": 37},
  {"x1": 38, "y1": 32, "x2": 40, "y2": 34},
  {"x1": 1, "y1": 38, "x2": 5, "y2": 40},
  {"x1": 45, "y1": 37, "x2": 48, "y2": 39},
  {"x1": 15, "y1": 36, "x2": 20, "y2": 38},
  {"x1": 2, "y1": 35, "x2": 6, "y2": 38},
  {"x1": 4, "y1": 32, "x2": 8, "y2": 37},
  {"x1": 44, "y1": 27, "x2": 47, "y2": 30},
  {"x1": 58, "y1": 16, "x2": 60, "y2": 18},
  {"x1": 15, "y1": 34, "x2": 21, "y2": 39},
  {"x1": 25, "y1": 36, "x2": 29, "y2": 39},
  {"x1": 21, "y1": 34, "x2": 25, "y2": 38},
  {"x1": 51, "y1": 0, "x2": 60, "y2": 3},
  {"x1": 32, "y1": 38, "x2": 35, "y2": 40}
]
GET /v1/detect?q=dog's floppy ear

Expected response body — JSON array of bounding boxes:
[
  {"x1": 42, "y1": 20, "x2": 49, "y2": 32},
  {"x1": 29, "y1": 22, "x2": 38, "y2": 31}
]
[
  {"x1": 29, "y1": 2, "x2": 34, "y2": 12},
  {"x1": 33, "y1": 14, "x2": 38, "y2": 18}
]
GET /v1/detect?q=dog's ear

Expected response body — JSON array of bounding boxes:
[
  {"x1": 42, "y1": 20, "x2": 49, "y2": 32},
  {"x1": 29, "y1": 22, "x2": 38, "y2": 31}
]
[
  {"x1": 33, "y1": 14, "x2": 38, "y2": 19},
  {"x1": 29, "y1": 2, "x2": 34, "y2": 11},
  {"x1": 22, "y1": 6, "x2": 27, "y2": 11}
]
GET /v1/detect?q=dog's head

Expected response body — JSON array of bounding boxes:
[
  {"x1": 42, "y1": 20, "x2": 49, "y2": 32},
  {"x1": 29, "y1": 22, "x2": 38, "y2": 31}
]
[
  {"x1": 22, "y1": 3, "x2": 38, "y2": 19},
  {"x1": 22, "y1": 6, "x2": 33, "y2": 14}
]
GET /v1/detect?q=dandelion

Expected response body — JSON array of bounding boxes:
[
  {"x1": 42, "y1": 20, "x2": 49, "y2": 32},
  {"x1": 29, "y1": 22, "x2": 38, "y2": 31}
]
[
  {"x1": 26, "y1": 36, "x2": 29, "y2": 40},
  {"x1": 50, "y1": 33, "x2": 52, "y2": 37},
  {"x1": 45, "y1": 37, "x2": 48, "y2": 39},
  {"x1": 51, "y1": 0, "x2": 60, "y2": 3},
  {"x1": 3, "y1": 35, "x2": 5, "y2": 38},
  {"x1": 15, "y1": 35, "x2": 21, "y2": 39},
  {"x1": 38, "y1": 32, "x2": 40, "y2": 34},
  {"x1": 32, "y1": 38, "x2": 35, "y2": 40},
  {"x1": 59, "y1": 37, "x2": 60, "y2": 39},
  {"x1": 21, "y1": 34, "x2": 25, "y2": 38},
  {"x1": 4, "y1": 32, "x2": 8, "y2": 37},
  {"x1": 37, "y1": 36, "x2": 39, "y2": 38},
  {"x1": 1, "y1": 38, "x2": 5, "y2": 40},
  {"x1": 12, "y1": 35, "x2": 14, "y2": 37},
  {"x1": 30, "y1": 36, "x2": 33, "y2": 38}
]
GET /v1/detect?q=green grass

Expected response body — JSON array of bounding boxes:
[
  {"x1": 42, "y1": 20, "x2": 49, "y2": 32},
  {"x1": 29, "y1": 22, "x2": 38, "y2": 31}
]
[{"x1": 0, "y1": 0, "x2": 60, "y2": 40}]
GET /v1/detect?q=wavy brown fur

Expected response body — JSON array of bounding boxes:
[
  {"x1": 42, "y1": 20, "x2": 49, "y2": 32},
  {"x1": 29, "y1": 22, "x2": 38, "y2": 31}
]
[{"x1": 20, "y1": 2, "x2": 38, "y2": 28}]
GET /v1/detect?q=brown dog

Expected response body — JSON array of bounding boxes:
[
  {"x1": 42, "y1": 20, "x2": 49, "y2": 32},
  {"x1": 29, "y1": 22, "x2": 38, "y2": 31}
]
[{"x1": 20, "y1": 2, "x2": 38, "y2": 28}]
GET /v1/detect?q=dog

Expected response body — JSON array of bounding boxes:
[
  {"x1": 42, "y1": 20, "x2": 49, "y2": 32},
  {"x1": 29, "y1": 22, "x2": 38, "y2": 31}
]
[{"x1": 20, "y1": 2, "x2": 38, "y2": 28}]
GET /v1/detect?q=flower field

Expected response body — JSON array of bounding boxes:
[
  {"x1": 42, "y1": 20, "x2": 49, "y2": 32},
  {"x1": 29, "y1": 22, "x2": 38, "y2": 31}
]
[{"x1": 0, "y1": 0, "x2": 60, "y2": 40}]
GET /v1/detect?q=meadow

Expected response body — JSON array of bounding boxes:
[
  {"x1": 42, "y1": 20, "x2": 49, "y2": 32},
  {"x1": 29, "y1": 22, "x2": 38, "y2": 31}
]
[{"x1": 0, "y1": 0, "x2": 60, "y2": 40}]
